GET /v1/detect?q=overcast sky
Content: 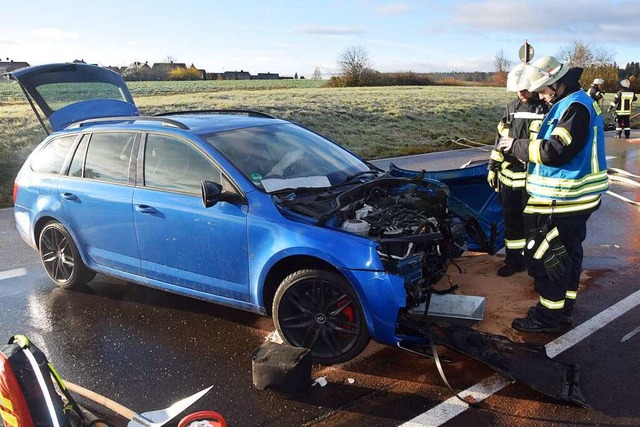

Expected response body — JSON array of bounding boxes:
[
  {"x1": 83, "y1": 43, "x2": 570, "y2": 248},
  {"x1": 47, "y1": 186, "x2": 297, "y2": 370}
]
[{"x1": 2, "y1": 0, "x2": 639, "y2": 77}]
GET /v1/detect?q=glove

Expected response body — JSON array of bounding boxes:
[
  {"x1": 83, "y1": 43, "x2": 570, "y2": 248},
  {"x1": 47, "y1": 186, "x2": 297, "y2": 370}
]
[
  {"x1": 523, "y1": 225, "x2": 570, "y2": 281},
  {"x1": 487, "y1": 159, "x2": 499, "y2": 190},
  {"x1": 487, "y1": 170, "x2": 498, "y2": 191},
  {"x1": 497, "y1": 136, "x2": 514, "y2": 154},
  {"x1": 523, "y1": 226, "x2": 547, "y2": 258},
  {"x1": 542, "y1": 237, "x2": 570, "y2": 281}
]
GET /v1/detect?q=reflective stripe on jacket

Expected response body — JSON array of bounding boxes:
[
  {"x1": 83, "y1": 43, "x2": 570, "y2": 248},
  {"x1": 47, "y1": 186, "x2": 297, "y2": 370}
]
[
  {"x1": 494, "y1": 98, "x2": 547, "y2": 189},
  {"x1": 610, "y1": 90, "x2": 637, "y2": 115},
  {"x1": 525, "y1": 90, "x2": 608, "y2": 211}
]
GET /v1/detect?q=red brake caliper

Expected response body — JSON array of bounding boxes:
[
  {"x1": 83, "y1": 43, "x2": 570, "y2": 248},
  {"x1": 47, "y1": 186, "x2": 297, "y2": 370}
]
[{"x1": 336, "y1": 298, "x2": 354, "y2": 330}]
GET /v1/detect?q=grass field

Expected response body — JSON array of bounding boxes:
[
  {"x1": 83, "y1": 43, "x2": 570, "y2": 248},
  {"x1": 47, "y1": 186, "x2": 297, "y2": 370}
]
[{"x1": 0, "y1": 80, "x2": 514, "y2": 207}]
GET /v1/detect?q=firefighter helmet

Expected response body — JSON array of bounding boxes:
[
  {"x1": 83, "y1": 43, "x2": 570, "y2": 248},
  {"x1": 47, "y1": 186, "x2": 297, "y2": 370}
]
[
  {"x1": 506, "y1": 63, "x2": 530, "y2": 92},
  {"x1": 620, "y1": 79, "x2": 631, "y2": 88},
  {"x1": 525, "y1": 56, "x2": 569, "y2": 92},
  {"x1": 592, "y1": 78, "x2": 604, "y2": 85}
]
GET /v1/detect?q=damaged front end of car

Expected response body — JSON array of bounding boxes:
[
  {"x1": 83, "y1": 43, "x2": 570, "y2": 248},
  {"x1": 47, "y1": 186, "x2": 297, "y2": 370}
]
[
  {"x1": 275, "y1": 172, "x2": 469, "y2": 309},
  {"x1": 274, "y1": 163, "x2": 589, "y2": 408}
]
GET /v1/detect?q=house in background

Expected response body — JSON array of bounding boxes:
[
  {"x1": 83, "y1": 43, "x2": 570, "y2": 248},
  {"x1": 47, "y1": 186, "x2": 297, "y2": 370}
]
[
  {"x1": 121, "y1": 61, "x2": 153, "y2": 81},
  {"x1": 150, "y1": 61, "x2": 187, "y2": 80},
  {"x1": 221, "y1": 70, "x2": 252, "y2": 80},
  {"x1": 254, "y1": 72, "x2": 279, "y2": 80},
  {"x1": 0, "y1": 60, "x2": 30, "y2": 81},
  {"x1": 105, "y1": 65, "x2": 124, "y2": 74},
  {"x1": 4, "y1": 59, "x2": 294, "y2": 82}
]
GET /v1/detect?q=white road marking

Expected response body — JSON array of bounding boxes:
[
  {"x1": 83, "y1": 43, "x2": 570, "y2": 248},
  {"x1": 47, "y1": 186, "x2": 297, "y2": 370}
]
[
  {"x1": 546, "y1": 289, "x2": 640, "y2": 357},
  {"x1": 0, "y1": 267, "x2": 28, "y2": 281},
  {"x1": 400, "y1": 288, "x2": 640, "y2": 427},
  {"x1": 400, "y1": 375, "x2": 512, "y2": 427},
  {"x1": 0, "y1": 268, "x2": 28, "y2": 297},
  {"x1": 620, "y1": 325, "x2": 640, "y2": 343}
]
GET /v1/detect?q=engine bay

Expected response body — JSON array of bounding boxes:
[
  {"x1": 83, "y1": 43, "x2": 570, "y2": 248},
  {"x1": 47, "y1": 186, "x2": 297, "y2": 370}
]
[{"x1": 275, "y1": 175, "x2": 469, "y2": 307}]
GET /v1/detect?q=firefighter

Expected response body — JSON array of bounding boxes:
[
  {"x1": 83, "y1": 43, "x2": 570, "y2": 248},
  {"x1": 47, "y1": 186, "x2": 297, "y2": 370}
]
[
  {"x1": 608, "y1": 79, "x2": 637, "y2": 138},
  {"x1": 497, "y1": 56, "x2": 608, "y2": 333},
  {"x1": 487, "y1": 63, "x2": 548, "y2": 277},
  {"x1": 588, "y1": 78, "x2": 605, "y2": 104}
]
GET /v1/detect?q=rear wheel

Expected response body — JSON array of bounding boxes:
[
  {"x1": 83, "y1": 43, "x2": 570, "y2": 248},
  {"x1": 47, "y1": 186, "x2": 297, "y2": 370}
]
[
  {"x1": 273, "y1": 269, "x2": 370, "y2": 364},
  {"x1": 38, "y1": 222, "x2": 95, "y2": 289}
]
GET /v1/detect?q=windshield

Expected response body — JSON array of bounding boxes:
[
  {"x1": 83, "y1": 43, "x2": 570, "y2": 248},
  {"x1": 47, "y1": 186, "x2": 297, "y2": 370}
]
[{"x1": 204, "y1": 123, "x2": 372, "y2": 192}]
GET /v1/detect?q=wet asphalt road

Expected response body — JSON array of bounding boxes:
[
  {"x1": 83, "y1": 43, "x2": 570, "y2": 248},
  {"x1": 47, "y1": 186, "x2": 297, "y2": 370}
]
[{"x1": 1, "y1": 132, "x2": 639, "y2": 426}]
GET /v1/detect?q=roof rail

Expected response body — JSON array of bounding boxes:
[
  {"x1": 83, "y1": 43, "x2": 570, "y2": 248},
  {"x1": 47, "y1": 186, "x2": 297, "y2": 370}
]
[
  {"x1": 155, "y1": 109, "x2": 275, "y2": 119},
  {"x1": 67, "y1": 116, "x2": 190, "y2": 130}
]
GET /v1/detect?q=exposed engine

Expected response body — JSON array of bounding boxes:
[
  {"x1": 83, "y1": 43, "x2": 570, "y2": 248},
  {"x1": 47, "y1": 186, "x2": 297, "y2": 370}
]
[{"x1": 333, "y1": 181, "x2": 467, "y2": 307}]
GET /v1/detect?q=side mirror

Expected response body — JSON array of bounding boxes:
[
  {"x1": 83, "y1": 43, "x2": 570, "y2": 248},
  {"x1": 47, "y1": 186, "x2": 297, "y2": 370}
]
[
  {"x1": 201, "y1": 180, "x2": 223, "y2": 207},
  {"x1": 201, "y1": 180, "x2": 245, "y2": 208}
]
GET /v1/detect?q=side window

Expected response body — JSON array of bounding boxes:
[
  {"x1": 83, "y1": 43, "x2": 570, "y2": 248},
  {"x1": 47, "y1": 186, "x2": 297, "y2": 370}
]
[
  {"x1": 144, "y1": 134, "x2": 221, "y2": 195},
  {"x1": 68, "y1": 135, "x2": 89, "y2": 177},
  {"x1": 84, "y1": 133, "x2": 136, "y2": 183},
  {"x1": 30, "y1": 135, "x2": 76, "y2": 174}
]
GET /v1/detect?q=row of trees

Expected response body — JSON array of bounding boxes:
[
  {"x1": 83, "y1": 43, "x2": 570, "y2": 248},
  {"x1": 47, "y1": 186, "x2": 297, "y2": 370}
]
[
  {"x1": 494, "y1": 40, "x2": 640, "y2": 92},
  {"x1": 327, "y1": 46, "x2": 436, "y2": 87},
  {"x1": 621, "y1": 62, "x2": 640, "y2": 79},
  {"x1": 330, "y1": 41, "x2": 638, "y2": 91},
  {"x1": 328, "y1": 40, "x2": 640, "y2": 92}
]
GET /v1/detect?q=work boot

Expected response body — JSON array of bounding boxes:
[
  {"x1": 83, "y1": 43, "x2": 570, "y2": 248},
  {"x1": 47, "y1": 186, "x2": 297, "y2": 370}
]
[
  {"x1": 528, "y1": 306, "x2": 573, "y2": 327},
  {"x1": 558, "y1": 313, "x2": 573, "y2": 327},
  {"x1": 497, "y1": 263, "x2": 526, "y2": 277},
  {"x1": 513, "y1": 308, "x2": 560, "y2": 333},
  {"x1": 558, "y1": 307, "x2": 574, "y2": 327}
]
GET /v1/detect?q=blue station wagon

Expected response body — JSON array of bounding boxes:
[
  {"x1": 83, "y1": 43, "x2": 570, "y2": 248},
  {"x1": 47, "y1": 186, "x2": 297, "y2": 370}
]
[{"x1": 11, "y1": 63, "x2": 503, "y2": 364}]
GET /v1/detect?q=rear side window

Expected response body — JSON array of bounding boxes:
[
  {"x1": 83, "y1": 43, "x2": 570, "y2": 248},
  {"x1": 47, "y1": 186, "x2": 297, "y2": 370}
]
[
  {"x1": 84, "y1": 133, "x2": 136, "y2": 183},
  {"x1": 30, "y1": 135, "x2": 76, "y2": 174},
  {"x1": 144, "y1": 134, "x2": 221, "y2": 195}
]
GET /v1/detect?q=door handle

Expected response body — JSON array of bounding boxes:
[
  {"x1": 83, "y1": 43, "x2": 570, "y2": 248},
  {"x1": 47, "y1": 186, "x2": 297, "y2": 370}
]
[
  {"x1": 134, "y1": 204, "x2": 157, "y2": 214},
  {"x1": 61, "y1": 192, "x2": 78, "y2": 201}
]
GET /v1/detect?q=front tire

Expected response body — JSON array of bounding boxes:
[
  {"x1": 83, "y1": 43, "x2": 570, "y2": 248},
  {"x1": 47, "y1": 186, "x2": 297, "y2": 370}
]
[
  {"x1": 38, "y1": 221, "x2": 96, "y2": 289},
  {"x1": 273, "y1": 269, "x2": 370, "y2": 364}
]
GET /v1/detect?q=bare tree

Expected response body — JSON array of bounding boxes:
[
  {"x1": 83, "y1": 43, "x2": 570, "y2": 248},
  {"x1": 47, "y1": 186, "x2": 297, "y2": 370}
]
[
  {"x1": 312, "y1": 66, "x2": 322, "y2": 80},
  {"x1": 493, "y1": 49, "x2": 511, "y2": 86},
  {"x1": 556, "y1": 40, "x2": 615, "y2": 67},
  {"x1": 337, "y1": 46, "x2": 373, "y2": 86},
  {"x1": 163, "y1": 55, "x2": 177, "y2": 64},
  {"x1": 494, "y1": 49, "x2": 511, "y2": 73}
]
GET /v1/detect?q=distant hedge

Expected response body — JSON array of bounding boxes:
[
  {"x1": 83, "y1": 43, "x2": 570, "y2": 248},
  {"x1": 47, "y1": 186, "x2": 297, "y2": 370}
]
[{"x1": 326, "y1": 71, "x2": 435, "y2": 87}]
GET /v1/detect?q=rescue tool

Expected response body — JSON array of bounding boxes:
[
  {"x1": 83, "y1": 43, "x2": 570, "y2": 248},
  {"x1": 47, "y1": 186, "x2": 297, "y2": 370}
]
[{"x1": 64, "y1": 381, "x2": 213, "y2": 427}]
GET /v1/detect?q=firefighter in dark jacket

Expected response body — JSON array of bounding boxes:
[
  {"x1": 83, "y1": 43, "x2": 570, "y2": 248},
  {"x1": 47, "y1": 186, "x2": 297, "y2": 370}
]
[
  {"x1": 608, "y1": 79, "x2": 637, "y2": 138},
  {"x1": 497, "y1": 56, "x2": 608, "y2": 332},
  {"x1": 588, "y1": 78, "x2": 605, "y2": 104},
  {"x1": 488, "y1": 63, "x2": 548, "y2": 277}
]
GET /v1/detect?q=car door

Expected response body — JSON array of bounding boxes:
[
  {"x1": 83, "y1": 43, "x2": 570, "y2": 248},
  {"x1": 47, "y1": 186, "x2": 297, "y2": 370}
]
[
  {"x1": 132, "y1": 132, "x2": 250, "y2": 301},
  {"x1": 59, "y1": 131, "x2": 142, "y2": 274}
]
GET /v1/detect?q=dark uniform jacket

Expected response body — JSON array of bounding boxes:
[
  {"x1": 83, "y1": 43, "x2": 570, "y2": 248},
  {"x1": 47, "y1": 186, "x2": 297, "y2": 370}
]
[
  {"x1": 588, "y1": 85, "x2": 604, "y2": 102},
  {"x1": 610, "y1": 89, "x2": 637, "y2": 115},
  {"x1": 490, "y1": 97, "x2": 548, "y2": 188}
]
